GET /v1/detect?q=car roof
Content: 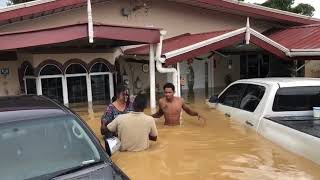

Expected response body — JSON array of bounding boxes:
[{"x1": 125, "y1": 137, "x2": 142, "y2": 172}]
[
  {"x1": 0, "y1": 95, "x2": 69, "y2": 124},
  {"x1": 235, "y1": 78, "x2": 320, "y2": 88}
]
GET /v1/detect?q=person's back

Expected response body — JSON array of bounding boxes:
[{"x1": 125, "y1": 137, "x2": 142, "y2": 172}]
[
  {"x1": 113, "y1": 112, "x2": 157, "y2": 151},
  {"x1": 107, "y1": 94, "x2": 158, "y2": 152}
]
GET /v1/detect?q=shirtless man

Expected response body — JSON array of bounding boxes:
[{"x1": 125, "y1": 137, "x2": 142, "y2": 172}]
[{"x1": 152, "y1": 82, "x2": 204, "y2": 126}]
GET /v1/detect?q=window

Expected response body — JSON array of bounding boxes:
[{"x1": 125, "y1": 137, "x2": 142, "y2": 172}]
[
  {"x1": 40, "y1": 65, "x2": 62, "y2": 75},
  {"x1": 66, "y1": 64, "x2": 86, "y2": 74},
  {"x1": 219, "y1": 83, "x2": 246, "y2": 108},
  {"x1": 239, "y1": 84, "x2": 265, "y2": 112},
  {"x1": 273, "y1": 86, "x2": 320, "y2": 111},
  {"x1": 90, "y1": 63, "x2": 109, "y2": 73}
]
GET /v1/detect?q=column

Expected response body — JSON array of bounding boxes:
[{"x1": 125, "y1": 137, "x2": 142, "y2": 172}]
[
  {"x1": 36, "y1": 77, "x2": 42, "y2": 95},
  {"x1": 149, "y1": 44, "x2": 156, "y2": 113},
  {"x1": 62, "y1": 76, "x2": 69, "y2": 105},
  {"x1": 86, "y1": 74, "x2": 93, "y2": 103}
]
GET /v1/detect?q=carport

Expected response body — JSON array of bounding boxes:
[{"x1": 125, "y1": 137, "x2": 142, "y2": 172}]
[{"x1": 125, "y1": 18, "x2": 320, "y2": 111}]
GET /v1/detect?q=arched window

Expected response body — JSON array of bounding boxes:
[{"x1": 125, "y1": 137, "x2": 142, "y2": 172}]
[
  {"x1": 65, "y1": 63, "x2": 88, "y2": 103},
  {"x1": 23, "y1": 65, "x2": 36, "y2": 95},
  {"x1": 90, "y1": 63, "x2": 110, "y2": 73},
  {"x1": 89, "y1": 62, "x2": 114, "y2": 104},
  {"x1": 24, "y1": 65, "x2": 35, "y2": 76},
  {"x1": 39, "y1": 64, "x2": 63, "y2": 103},
  {"x1": 66, "y1": 64, "x2": 87, "y2": 74},
  {"x1": 40, "y1": 65, "x2": 62, "y2": 76}
]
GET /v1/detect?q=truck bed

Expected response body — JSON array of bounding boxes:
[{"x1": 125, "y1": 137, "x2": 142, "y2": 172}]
[{"x1": 264, "y1": 116, "x2": 320, "y2": 138}]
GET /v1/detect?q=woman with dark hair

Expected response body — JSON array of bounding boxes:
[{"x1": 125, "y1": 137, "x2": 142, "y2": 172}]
[{"x1": 101, "y1": 84, "x2": 132, "y2": 138}]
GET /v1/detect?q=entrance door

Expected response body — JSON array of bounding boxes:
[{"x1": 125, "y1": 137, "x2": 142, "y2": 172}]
[{"x1": 240, "y1": 54, "x2": 269, "y2": 79}]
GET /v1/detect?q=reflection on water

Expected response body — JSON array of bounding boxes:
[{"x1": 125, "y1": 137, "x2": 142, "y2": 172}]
[{"x1": 74, "y1": 101, "x2": 320, "y2": 180}]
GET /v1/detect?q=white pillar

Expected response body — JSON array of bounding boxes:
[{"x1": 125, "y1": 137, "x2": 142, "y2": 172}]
[
  {"x1": 23, "y1": 78, "x2": 27, "y2": 95},
  {"x1": 86, "y1": 74, "x2": 93, "y2": 103},
  {"x1": 36, "y1": 77, "x2": 42, "y2": 95},
  {"x1": 149, "y1": 44, "x2": 156, "y2": 113},
  {"x1": 177, "y1": 62, "x2": 181, "y2": 97},
  {"x1": 87, "y1": 0, "x2": 94, "y2": 43},
  {"x1": 62, "y1": 76, "x2": 69, "y2": 105},
  {"x1": 109, "y1": 73, "x2": 114, "y2": 102}
]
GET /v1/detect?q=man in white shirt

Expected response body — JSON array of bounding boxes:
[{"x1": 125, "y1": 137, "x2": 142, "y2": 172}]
[{"x1": 107, "y1": 94, "x2": 158, "y2": 152}]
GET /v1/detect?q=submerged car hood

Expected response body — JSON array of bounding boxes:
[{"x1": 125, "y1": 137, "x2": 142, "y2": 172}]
[{"x1": 52, "y1": 163, "x2": 129, "y2": 180}]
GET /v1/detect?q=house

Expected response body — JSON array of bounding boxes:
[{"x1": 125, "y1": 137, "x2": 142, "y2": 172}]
[{"x1": 0, "y1": 0, "x2": 320, "y2": 111}]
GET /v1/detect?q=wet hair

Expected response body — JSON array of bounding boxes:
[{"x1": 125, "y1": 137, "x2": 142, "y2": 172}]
[
  {"x1": 133, "y1": 94, "x2": 148, "y2": 112},
  {"x1": 111, "y1": 96, "x2": 117, "y2": 103},
  {"x1": 163, "y1": 82, "x2": 175, "y2": 92}
]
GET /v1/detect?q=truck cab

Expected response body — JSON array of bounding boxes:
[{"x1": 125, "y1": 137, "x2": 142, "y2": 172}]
[{"x1": 212, "y1": 78, "x2": 320, "y2": 164}]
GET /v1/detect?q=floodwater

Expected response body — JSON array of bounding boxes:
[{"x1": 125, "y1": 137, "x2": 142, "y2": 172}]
[{"x1": 74, "y1": 101, "x2": 320, "y2": 180}]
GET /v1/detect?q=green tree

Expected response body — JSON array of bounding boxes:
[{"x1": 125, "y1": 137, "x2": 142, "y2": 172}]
[
  {"x1": 7, "y1": 0, "x2": 35, "y2": 6},
  {"x1": 260, "y1": 0, "x2": 315, "y2": 16}
]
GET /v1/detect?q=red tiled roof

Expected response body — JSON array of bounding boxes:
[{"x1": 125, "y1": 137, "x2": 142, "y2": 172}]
[
  {"x1": 0, "y1": 22, "x2": 160, "y2": 51},
  {"x1": 0, "y1": 0, "x2": 87, "y2": 25},
  {"x1": 268, "y1": 24, "x2": 320, "y2": 50},
  {"x1": 125, "y1": 30, "x2": 233, "y2": 55},
  {"x1": 173, "y1": 0, "x2": 320, "y2": 25},
  {"x1": 0, "y1": 0, "x2": 319, "y2": 27}
]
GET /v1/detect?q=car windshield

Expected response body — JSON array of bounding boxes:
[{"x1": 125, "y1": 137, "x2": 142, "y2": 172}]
[{"x1": 0, "y1": 115, "x2": 106, "y2": 180}]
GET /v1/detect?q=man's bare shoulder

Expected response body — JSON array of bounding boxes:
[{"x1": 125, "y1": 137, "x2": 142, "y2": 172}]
[
  {"x1": 159, "y1": 97, "x2": 166, "y2": 104},
  {"x1": 174, "y1": 97, "x2": 184, "y2": 103}
]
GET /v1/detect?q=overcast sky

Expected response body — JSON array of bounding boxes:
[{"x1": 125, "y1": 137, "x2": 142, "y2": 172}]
[{"x1": 0, "y1": 0, "x2": 319, "y2": 18}]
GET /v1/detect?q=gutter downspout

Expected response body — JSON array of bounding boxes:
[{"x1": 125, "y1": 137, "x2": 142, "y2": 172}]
[
  {"x1": 155, "y1": 30, "x2": 179, "y2": 97},
  {"x1": 87, "y1": 0, "x2": 94, "y2": 43}
]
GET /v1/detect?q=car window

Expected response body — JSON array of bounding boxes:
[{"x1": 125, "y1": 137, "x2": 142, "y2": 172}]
[
  {"x1": 0, "y1": 115, "x2": 105, "y2": 180},
  {"x1": 273, "y1": 86, "x2": 320, "y2": 111},
  {"x1": 239, "y1": 84, "x2": 265, "y2": 112},
  {"x1": 219, "y1": 83, "x2": 246, "y2": 108}
]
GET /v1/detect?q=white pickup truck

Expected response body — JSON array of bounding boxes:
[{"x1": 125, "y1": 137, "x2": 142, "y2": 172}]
[{"x1": 209, "y1": 78, "x2": 320, "y2": 165}]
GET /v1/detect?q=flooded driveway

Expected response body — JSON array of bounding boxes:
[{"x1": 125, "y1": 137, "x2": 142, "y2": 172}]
[{"x1": 74, "y1": 102, "x2": 320, "y2": 180}]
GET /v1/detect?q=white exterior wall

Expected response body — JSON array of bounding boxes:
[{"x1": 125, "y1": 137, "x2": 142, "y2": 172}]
[{"x1": 305, "y1": 60, "x2": 320, "y2": 77}]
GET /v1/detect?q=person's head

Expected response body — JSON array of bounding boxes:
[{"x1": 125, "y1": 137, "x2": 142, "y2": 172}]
[
  {"x1": 163, "y1": 83, "x2": 175, "y2": 101},
  {"x1": 115, "y1": 84, "x2": 129, "y2": 103},
  {"x1": 133, "y1": 94, "x2": 148, "y2": 112}
]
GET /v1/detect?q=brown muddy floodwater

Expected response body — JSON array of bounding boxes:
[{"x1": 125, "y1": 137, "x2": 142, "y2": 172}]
[{"x1": 74, "y1": 102, "x2": 320, "y2": 180}]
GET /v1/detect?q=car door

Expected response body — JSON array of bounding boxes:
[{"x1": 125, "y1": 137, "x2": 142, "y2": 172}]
[
  {"x1": 232, "y1": 83, "x2": 266, "y2": 129},
  {"x1": 216, "y1": 83, "x2": 247, "y2": 118}
]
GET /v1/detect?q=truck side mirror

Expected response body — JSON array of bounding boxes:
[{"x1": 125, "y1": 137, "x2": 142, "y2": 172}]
[
  {"x1": 207, "y1": 95, "x2": 219, "y2": 109},
  {"x1": 209, "y1": 95, "x2": 219, "y2": 103}
]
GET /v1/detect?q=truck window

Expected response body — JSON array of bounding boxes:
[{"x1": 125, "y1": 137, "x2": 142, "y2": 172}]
[
  {"x1": 219, "y1": 83, "x2": 246, "y2": 108},
  {"x1": 239, "y1": 84, "x2": 265, "y2": 112},
  {"x1": 273, "y1": 86, "x2": 320, "y2": 111}
]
